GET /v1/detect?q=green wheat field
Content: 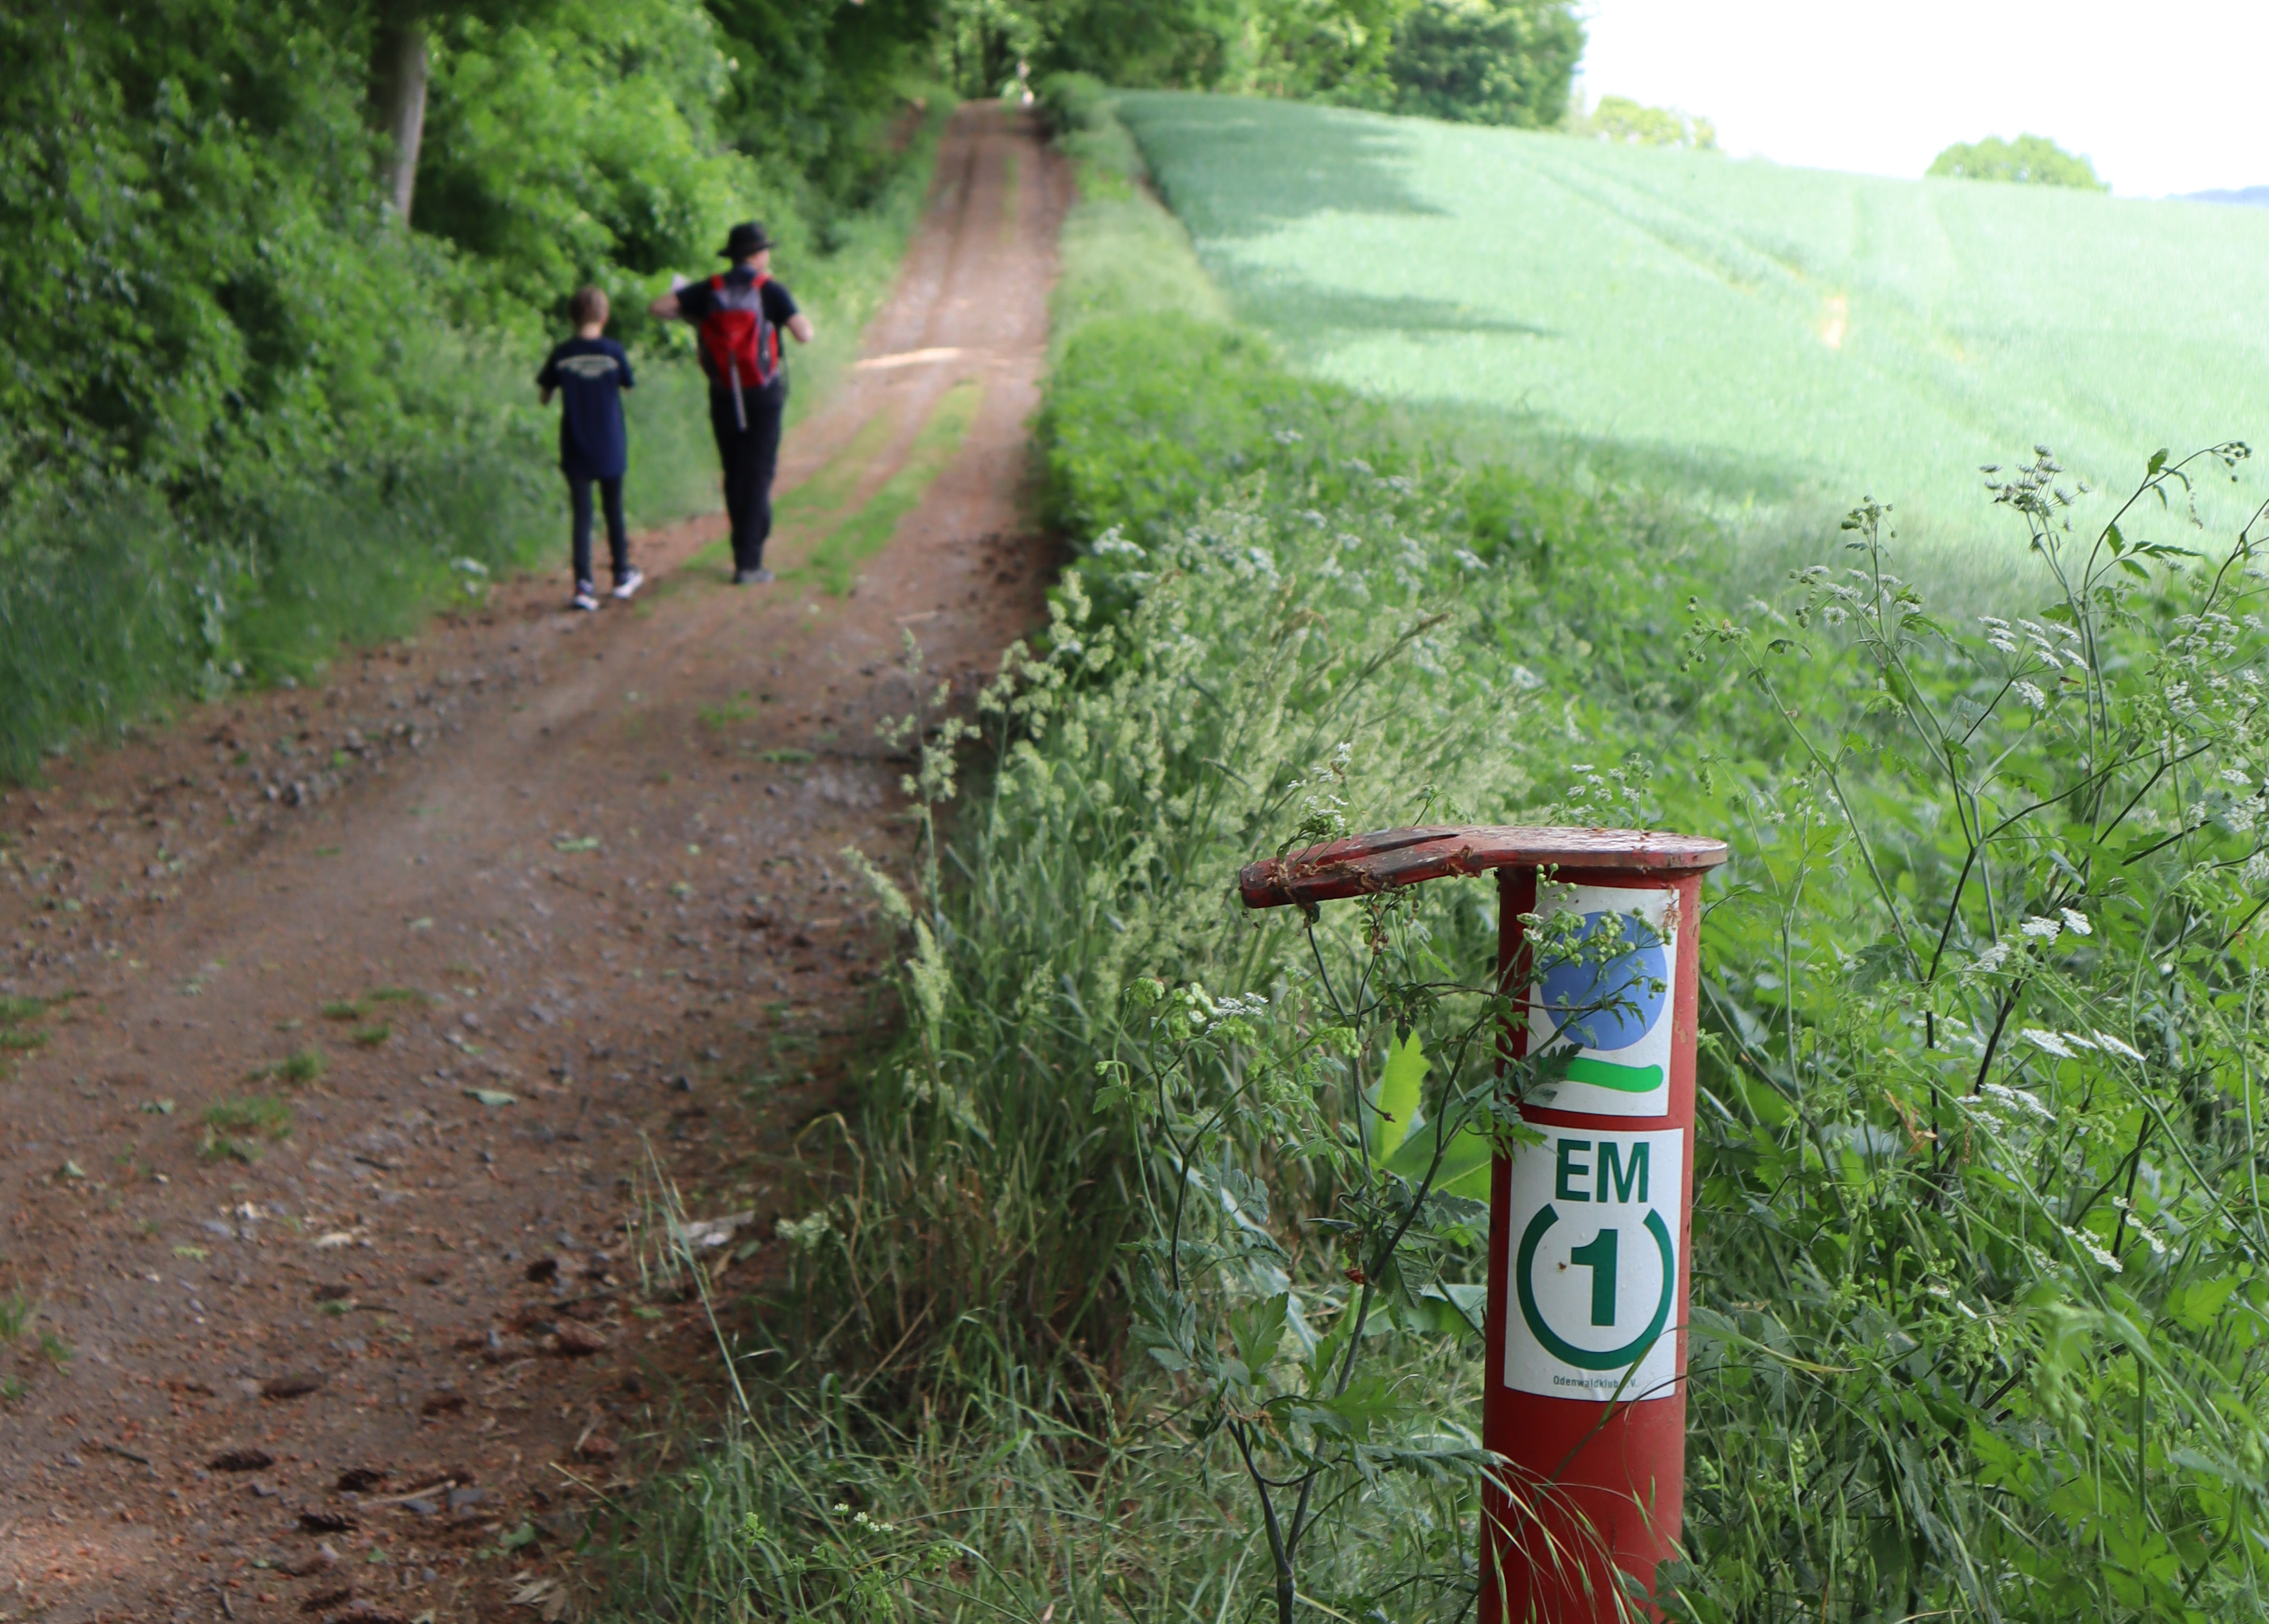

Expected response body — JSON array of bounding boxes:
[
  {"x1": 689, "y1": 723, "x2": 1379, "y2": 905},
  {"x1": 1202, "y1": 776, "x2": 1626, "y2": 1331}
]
[{"x1": 1120, "y1": 91, "x2": 2269, "y2": 562}]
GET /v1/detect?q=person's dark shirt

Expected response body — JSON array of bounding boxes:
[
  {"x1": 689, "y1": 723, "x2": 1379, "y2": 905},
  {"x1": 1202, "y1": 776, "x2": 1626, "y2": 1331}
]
[
  {"x1": 674, "y1": 268, "x2": 799, "y2": 394},
  {"x1": 535, "y1": 336, "x2": 634, "y2": 480}
]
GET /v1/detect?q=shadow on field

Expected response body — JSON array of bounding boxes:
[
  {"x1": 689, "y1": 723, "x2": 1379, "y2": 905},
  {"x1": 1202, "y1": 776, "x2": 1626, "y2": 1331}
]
[
  {"x1": 1414, "y1": 400, "x2": 1828, "y2": 505},
  {"x1": 1116, "y1": 92, "x2": 1445, "y2": 239},
  {"x1": 1244, "y1": 281, "x2": 1554, "y2": 340}
]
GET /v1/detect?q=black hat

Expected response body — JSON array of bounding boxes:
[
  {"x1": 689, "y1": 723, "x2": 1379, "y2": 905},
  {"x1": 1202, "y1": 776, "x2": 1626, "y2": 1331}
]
[{"x1": 719, "y1": 221, "x2": 773, "y2": 259}]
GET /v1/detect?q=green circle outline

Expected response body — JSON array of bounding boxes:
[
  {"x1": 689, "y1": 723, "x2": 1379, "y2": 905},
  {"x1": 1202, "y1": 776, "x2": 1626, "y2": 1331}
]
[{"x1": 1515, "y1": 1203, "x2": 1676, "y2": 1372}]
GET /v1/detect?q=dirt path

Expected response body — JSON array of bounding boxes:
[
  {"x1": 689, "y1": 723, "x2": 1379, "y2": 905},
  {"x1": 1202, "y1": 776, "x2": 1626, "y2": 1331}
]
[{"x1": 0, "y1": 106, "x2": 1066, "y2": 1624}]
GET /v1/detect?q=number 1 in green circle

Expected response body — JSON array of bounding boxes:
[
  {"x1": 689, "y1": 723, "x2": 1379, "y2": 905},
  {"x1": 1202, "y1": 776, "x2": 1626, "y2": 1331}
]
[{"x1": 1570, "y1": 1227, "x2": 1619, "y2": 1326}]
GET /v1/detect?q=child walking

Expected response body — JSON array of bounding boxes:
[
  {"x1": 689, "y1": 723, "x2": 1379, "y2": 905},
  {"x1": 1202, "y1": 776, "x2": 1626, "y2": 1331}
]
[{"x1": 537, "y1": 286, "x2": 642, "y2": 611}]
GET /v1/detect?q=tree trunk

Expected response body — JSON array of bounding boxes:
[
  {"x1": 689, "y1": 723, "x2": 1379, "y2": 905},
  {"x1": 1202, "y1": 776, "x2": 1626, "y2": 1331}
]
[{"x1": 371, "y1": 6, "x2": 429, "y2": 226}]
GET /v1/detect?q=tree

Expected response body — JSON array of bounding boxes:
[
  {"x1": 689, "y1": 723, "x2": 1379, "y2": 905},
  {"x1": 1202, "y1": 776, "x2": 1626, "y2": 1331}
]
[
  {"x1": 1928, "y1": 133, "x2": 2106, "y2": 191},
  {"x1": 369, "y1": 0, "x2": 431, "y2": 222},
  {"x1": 1385, "y1": 0, "x2": 1582, "y2": 128},
  {"x1": 360, "y1": 0, "x2": 563, "y2": 227},
  {"x1": 1567, "y1": 92, "x2": 1714, "y2": 149}
]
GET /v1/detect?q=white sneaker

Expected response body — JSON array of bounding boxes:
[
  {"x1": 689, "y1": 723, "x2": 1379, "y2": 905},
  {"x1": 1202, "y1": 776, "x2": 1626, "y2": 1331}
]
[
  {"x1": 571, "y1": 585, "x2": 601, "y2": 613},
  {"x1": 610, "y1": 568, "x2": 644, "y2": 601}
]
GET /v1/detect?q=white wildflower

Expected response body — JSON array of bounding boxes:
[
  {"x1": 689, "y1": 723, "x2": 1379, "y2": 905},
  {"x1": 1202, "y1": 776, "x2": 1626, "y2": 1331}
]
[
  {"x1": 1979, "y1": 1081, "x2": 2056, "y2": 1121},
  {"x1": 2062, "y1": 1224, "x2": 2124, "y2": 1273},
  {"x1": 1207, "y1": 992, "x2": 1271, "y2": 1030},
  {"x1": 2013, "y1": 680, "x2": 2047, "y2": 711},
  {"x1": 1973, "y1": 941, "x2": 2013, "y2": 972},
  {"x1": 2225, "y1": 767, "x2": 2254, "y2": 786},
  {"x1": 2018, "y1": 916, "x2": 2063, "y2": 942},
  {"x1": 2059, "y1": 908, "x2": 2092, "y2": 937},
  {"x1": 2091, "y1": 1030, "x2": 2146, "y2": 1063},
  {"x1": 1509, "y1": 665, "x2": 1545, "y2": 692},
  {"x1": 2021, "y1": 1027, "x2": 2075, "y2": 1058}
]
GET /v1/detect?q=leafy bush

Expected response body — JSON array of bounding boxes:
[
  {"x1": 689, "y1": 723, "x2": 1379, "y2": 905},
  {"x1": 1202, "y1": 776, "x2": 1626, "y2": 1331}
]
[
  {"x1": 1388, "y1": 0, "x2": 1585, "y2": 127},
  {"x1": 419, "y1": 0, "x2": 758, "y2": 324},
  {"x1": 1567, "y1": 92, "x2": 1718, "y2": 149},
  {"x1": 961, "y1": 0, "x2": 1583, "y2": 123},
  {"x1": 1929, "y1": 133, "x2": 2107, "y2": 190}
]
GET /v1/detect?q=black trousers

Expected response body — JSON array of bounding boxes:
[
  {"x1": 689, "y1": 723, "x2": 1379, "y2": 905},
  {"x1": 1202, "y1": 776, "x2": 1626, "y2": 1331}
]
[
  {"x1": 567, "y1": 473, "x2": 627, "y2": 587},
  {"x1": 710, "y1": 381, "x2": 786, "y2": 572}
]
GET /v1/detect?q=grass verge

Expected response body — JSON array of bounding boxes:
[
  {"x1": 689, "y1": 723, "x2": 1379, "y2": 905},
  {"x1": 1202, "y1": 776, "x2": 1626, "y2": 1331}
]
[{"x1": 605, "y1": 78, "x2": 2269, "y2": 1623}]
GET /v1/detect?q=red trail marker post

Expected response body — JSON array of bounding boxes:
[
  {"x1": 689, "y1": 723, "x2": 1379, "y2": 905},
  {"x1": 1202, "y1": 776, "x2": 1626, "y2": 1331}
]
[{"x1": 1239, "y1": 825, "x2": 1729, "y2": 1623}]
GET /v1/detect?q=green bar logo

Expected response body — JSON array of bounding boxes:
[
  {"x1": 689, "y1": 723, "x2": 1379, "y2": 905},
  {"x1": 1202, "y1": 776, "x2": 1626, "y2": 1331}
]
[{"x1": 1564, "y1": 1056, "x2": 1664, "y2": 1092}]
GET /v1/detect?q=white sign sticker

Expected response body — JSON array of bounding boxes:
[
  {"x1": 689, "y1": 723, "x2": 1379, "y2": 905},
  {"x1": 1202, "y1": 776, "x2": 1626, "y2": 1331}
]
[
  {"x1": 1524, "y1": 884, "x2": 1678, "y2": 1117},
  {"x1": 1502, "y1": 1125, "x2": 1685, "y2": 1402}
]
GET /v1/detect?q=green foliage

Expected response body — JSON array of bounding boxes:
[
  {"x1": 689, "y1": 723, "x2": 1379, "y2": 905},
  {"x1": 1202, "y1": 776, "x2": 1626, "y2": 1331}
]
[
  {"x1": 201, "y1": 1094, "x2": 294, "y2": 1161},
  {"x1": 418, "y1": 0, "x2": 753, "y2": 323},
  {"x1": 0, "y1": 1, "x2": 422, "y2": 491},
  {"x1": 1568, "y1": 91, "x2": 1716, "y2": 149},
  {"x1": 706, "y1": 0, "x2": 938, "y2": 209},
  {"x1": 946, "y1": 0, "x2": 1582, "y2": 125},
  {"x1": 1930, "y1": 133, "x2": 2107, "y2": 191},
  {"x1": 251, "y1": 1045, "x2": 327, "y2": 1085},
  {"x1": 1387, "y1": 0, "x2": 1584, "y2": 127},
  {"x1": 0, "y1": 0, "x2": 943, "y2": 781}
]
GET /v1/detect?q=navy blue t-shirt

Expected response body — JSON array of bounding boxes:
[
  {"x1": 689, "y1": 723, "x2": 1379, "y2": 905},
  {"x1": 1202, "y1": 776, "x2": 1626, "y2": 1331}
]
[
  {"x1": 537, "y1": 337, "x2": 634, "y2": 480},
  {"x1": 674, "y1": 269, "x2": 799, "y2": 396}
]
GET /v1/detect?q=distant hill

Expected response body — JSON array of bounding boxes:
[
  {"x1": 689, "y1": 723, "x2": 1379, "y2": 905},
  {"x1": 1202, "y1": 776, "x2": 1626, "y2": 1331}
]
[{"x1": 2183, "y1": 185, "x2": 2269, "y2": 208}]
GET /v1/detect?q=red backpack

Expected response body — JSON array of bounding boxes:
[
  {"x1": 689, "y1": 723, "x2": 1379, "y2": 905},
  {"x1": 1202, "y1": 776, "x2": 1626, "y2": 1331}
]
[{"x1": 696, "y1": 272, "x2": 781, "y2": 428}]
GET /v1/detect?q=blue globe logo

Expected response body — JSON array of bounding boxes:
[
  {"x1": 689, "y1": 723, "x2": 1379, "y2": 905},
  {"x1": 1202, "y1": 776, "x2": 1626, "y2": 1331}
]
[{"x1": 1538, "y1": 910, "x2": 1668, "y2": 1052}]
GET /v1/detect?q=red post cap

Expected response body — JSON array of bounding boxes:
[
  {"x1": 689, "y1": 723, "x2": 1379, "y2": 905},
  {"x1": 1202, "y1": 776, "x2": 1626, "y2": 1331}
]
[{"x1": 1239, "y1": 825, "x2": 1728, "y2": 910}]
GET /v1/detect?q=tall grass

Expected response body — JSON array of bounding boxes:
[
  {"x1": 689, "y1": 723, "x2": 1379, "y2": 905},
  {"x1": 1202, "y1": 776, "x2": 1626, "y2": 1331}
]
[{"x1": 608, "y1": 82, "x2": 2269, "y2": 1623}]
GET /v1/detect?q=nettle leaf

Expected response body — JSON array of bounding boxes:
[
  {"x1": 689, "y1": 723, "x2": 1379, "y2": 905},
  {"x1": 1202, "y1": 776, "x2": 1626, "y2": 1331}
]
[
  {"x1": 1132, "y1": 1262, "x2": 1198, "y2": 1373},
  {"x1": 1230, "y1": 1291, "x2": 1290, "y2": 1376},
  {"x1": 1384, "y1": 1111, "x2": 1494, "y2": 1200},
  {"x1": 1289, "y1": 1373, "x2": 1410, "y2": 1439},
  {"x1": 1397, "y1": 1281, "x2": 1487, "y2": 1340},
  {"x1": 1370, "y1": 1028, "x2": 1428, "y2": 1159},
  {"x1": 1422, "y1": 1192, "x2": 1491, "y2": 1238},
  {"x1": 1850, "y1": 935, "x2": 1910, "y2": 991}
]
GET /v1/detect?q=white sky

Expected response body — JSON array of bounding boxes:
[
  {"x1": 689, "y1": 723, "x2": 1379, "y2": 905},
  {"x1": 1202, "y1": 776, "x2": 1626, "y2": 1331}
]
[{"x1": 1576, "y1": 1, "x2": 2269, "y2": 197}]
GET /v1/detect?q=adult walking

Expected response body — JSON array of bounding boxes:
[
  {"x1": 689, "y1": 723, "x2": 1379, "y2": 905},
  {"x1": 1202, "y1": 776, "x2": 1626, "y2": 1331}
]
[{"x1": 650, "y1": 221, "x2": 815, "y2": 584}]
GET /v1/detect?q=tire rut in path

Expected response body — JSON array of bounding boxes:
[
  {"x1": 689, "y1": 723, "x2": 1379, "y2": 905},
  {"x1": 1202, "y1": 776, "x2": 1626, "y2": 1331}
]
[{"x1": 0, "y1": 103, "x2": 1065, "y2": 1623}]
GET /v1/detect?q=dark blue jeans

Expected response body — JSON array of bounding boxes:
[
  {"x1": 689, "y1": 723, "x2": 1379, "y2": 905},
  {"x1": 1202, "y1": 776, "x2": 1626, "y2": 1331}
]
[
  {"x1": 710, "y1": 380, "x2": 786, "y2": 571},
  {"x1": 567, "y1": 472, "x2": 628, "y2": 588}
]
